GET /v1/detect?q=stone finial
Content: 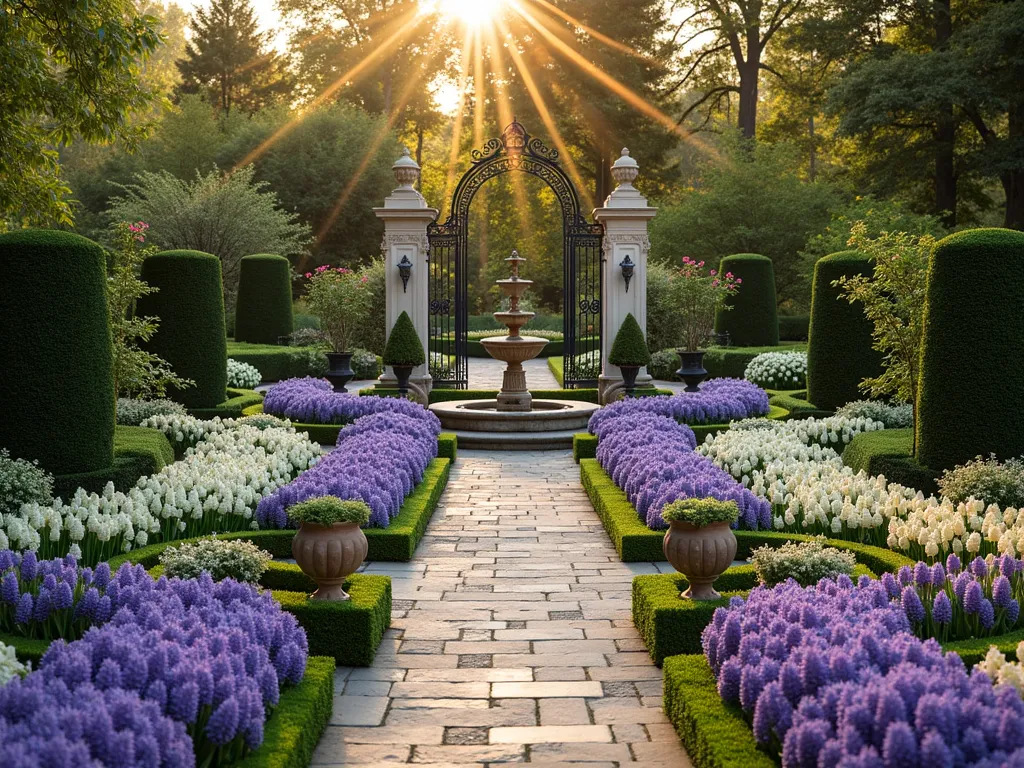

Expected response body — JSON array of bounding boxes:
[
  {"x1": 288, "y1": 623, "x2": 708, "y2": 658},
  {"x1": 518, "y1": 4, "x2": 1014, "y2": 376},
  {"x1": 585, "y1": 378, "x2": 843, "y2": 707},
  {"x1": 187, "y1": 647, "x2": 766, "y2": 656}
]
[
  {"x1": 392, "y1": 147, "x2": 420, "y2": 188},
  {"x1": 610, "y1": 147, "x2": 639, "y2": 188}
]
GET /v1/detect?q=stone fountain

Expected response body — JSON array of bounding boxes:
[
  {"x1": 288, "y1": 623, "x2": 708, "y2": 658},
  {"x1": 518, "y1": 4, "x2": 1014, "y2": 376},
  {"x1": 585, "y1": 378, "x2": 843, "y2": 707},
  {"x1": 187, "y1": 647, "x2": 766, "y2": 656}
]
[
  {"x1": 480, "y1": 250, "x2": 549, "y2": 412},
  {"x1": 428, "y1": 250, "x2": 599, "y2": 450}
]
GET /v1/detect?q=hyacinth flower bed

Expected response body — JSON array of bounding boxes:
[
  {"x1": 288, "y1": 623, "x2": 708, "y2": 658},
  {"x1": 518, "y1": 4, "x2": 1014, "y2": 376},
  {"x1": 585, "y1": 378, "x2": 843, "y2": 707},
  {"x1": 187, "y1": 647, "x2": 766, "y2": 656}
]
[
  {"x1": 251, "y1": 377, "x2": 457, "y2": 460},
  {"x1": 665, "y1": 574, "x2": 1024, "y2": 768},
  {"x1": 0, "y1": 554, "x2": 334, "y2": 768},
  {"x1": 575, "y1": 378, "x2": 778, "y2": 461},
  {"x1": 1, "y1": 418, "x2": 321, "y2": 567}
]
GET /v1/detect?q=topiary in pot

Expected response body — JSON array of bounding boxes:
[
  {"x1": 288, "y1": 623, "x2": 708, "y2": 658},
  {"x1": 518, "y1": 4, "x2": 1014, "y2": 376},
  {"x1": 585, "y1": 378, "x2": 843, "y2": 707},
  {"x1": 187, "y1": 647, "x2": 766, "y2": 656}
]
[
  {"x1": 234, "y1": 254, "x2": 294, "y2": 345},
  {"x1": 288, "y1": 496, "x2": 371, "y2": 601},
  {"x1": 917, "y1": 228, "x2": 1024, "y2": 471},
  {"x1": 661, "y1": 497, "x2": 739, "y2": 600},
  {"x1": 713, "y1": 254, "x2": 779, "y2": 347},
  {"x1": 0, "y1": 230, "x2": 115, "y2": 475},
  {"x1": 609, "y1": 313, "x2": 651, "y2": 394},
  {"x1": 383, "y1": 311, "x2": 425, "y2": 393},
  {"x1": 136, "y1": 250, "x2": 227, "y2": 409},
  {"x1": 807, "y1": 250, "x2": 882, "y2": 411}
]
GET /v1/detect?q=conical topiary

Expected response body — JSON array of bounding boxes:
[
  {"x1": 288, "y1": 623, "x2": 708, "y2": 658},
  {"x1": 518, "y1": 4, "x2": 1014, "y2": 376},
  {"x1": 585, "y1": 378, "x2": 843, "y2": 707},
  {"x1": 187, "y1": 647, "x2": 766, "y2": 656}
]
[
  {"x1": 609, "y1": 313, "x2": 651, "y2": 367},
  {"x1": 383, "y1": 311, "x2": 425, "y2": 366}
]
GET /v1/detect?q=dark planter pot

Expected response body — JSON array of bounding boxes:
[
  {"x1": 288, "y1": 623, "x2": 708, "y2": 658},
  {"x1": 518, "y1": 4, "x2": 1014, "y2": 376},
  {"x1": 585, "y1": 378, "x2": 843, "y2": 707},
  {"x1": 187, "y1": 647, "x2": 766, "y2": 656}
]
[
  {"x1": 619, "y1": 365, "x2": 641, "y2": 395},
  {"x1": 675, "y1": 350, "x2": 708, "y2": 393},
  {"x1": 325, "y1": 352, "x2": 355, "y2": 393},
  {"x1": 392, "y1": 364, "x2": 414, "y2": 394}
]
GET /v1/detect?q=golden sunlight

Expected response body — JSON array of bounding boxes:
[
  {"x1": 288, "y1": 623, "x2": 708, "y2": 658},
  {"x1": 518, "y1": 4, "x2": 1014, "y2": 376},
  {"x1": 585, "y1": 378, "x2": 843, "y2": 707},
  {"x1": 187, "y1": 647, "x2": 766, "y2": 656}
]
[{"x1": 428, "y1": 0, "x2": 505, "y2": 28}]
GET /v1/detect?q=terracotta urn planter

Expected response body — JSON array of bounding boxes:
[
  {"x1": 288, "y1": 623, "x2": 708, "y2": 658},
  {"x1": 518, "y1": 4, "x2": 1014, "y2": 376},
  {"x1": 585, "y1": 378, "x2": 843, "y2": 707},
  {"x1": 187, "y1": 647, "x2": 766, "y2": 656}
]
[
  {"x1": 291, "y1": 521, "x2": 368, "y2": 601},
  {"x1": 663, "y1": 520, "x2": 737, "y2": 600}
]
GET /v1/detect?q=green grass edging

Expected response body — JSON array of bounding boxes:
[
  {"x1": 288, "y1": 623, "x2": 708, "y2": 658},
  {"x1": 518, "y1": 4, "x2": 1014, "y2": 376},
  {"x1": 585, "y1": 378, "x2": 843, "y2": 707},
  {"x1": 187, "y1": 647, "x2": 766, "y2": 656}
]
[
  {"x1": 580, "y1": 458, "x2": 663, "y2": 561},
  {"x1": 190, "y1": 387, "x2": 264, "y2": 419},
  {"x1": 663, "y1": 654, "x2": 775, "y2": 768},
  {"x1": 53, "y1": 426, "x2": 177, "y2": 498},
  {"x1": 843, "y1": 429, "x2": 939, "y2": 496},
  {"x1": 548, "y1": 356, "x2": 565, "y2": 386},
  {"x1": 0, "y1": 631, "x2": 51, "y2": 665},
  {"x1": 234, "y1": 656, "x2": 334, "y2": 768}
]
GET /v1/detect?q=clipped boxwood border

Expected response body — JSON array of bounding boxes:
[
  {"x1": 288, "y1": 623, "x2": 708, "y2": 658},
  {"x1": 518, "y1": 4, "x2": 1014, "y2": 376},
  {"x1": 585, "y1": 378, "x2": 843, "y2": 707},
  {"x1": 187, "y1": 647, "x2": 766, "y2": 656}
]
[
  {"x1": 580, "y1": 458, "x2": 663, "y2": 561},
  {"x1": 634, "y1": 533, "x2": 901, "y2": 665},
  {"x1": 191, "y1": 387, "x2": 265, "y2": 419},
  {"x1": 242, "y1": 404, "x2": 457, "y2": 462},
  {"x1": 234, "y1": 655, "x2": 334, "y2": 768},
  {"x1": 572, "y1": 405, "x2": 790, "y2": 463},
  {"x1": 663, "y1": 654, "x2": 774, "y2": 768},
  {"x1": 843, "y1": 428, "x2": 939, "y2": 496}
]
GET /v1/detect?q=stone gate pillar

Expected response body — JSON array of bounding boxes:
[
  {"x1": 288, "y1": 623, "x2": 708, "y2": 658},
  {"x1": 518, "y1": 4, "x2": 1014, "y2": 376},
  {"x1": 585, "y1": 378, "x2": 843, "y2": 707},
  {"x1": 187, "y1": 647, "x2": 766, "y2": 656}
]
[
  {"x1": 593, "y1": 148, "x2": 657, "y2": 404},
  {"x1": 374, "y1": 148, "x2": 439, "y2": 395}
]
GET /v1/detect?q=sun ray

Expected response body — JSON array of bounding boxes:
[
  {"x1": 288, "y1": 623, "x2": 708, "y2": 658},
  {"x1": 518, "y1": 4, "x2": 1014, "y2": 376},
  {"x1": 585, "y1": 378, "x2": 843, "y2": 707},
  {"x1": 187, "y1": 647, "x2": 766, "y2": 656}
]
[
  {"x1": 441, "y1": 27, "x2": 475, "y2": 219},
  {"x1": 506, "y1": 0, "x2": 716, "y2": 157},
  {"x1": 494, "y1": 13, "x2": 593, "y2": 211},
  {"x1": 522, "y1": 0, "x2": 652, "y2": 62},
  {"x1": 233, "y1": 5, "x2": 424, "y2": 171}
]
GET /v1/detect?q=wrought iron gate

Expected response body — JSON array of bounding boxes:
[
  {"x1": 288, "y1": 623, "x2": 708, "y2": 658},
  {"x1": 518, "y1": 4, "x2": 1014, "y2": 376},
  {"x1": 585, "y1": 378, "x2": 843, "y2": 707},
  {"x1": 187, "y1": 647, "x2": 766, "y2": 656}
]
[{"x1": 427, "y1": 119, "x2": 603, "y2": 389}]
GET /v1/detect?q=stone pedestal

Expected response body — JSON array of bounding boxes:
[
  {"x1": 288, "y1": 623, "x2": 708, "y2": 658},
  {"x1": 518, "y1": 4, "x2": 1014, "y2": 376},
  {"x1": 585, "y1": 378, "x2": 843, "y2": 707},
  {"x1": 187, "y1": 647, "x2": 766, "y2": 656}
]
[
  {"x1": 593, "y1": 149, "x2": 657, "y2": 404},
  {"x1": 374, "y1": 149, "x2": 438, "y2": 398}
]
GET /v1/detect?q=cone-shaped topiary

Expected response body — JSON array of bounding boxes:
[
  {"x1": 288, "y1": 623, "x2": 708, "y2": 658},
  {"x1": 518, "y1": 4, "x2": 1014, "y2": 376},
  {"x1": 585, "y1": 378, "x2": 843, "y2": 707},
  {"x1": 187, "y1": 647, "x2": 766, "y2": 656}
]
[
  {"x1": 383, "y1": 311, "x2": 425, "y2": 366},
  {"x1": 234, "y1": 254, "x2": 293, "y2": 344},
  {"x1": 807, "y1": 251, "x2": 883, "y2": 411},
  {"x1": 136, "y1": 250, "x2": 227, "y2": 409},
  {"x1": 917, "y1": 228, "x2": 1024, "y2": 471},
  {"x1": 0, "y1": 230, "x2": 115, "y2": 474},
  {"x1": 713, "y1": 254, "x2": 779, "y2": 347},
  {"x1": 609, "y1": 313, "x2": 651, "y2": 367}
]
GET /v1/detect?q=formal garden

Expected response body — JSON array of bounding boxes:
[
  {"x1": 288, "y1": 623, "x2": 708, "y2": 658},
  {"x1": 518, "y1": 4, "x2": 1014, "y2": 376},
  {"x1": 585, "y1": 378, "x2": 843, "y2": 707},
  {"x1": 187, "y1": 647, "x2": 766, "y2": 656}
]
[{"x1": 6, "y1": 0, "x2": 1024, "y2": 766}]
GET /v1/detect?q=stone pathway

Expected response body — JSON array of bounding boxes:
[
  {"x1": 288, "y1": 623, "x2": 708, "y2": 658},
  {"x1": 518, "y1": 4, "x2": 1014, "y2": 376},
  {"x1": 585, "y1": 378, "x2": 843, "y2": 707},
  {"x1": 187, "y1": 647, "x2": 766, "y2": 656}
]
[
  {"x1": 312, "y1": 451, "x2": 692, "y2": 766},
  {"x1": 468, "y1": 358, "x2": 560, "y2": 391}
]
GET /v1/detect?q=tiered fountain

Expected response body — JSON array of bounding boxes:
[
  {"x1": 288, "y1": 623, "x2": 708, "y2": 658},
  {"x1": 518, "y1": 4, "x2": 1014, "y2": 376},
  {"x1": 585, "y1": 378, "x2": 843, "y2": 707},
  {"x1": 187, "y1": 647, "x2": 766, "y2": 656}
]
[{"x1": 429, "y1": 250, "x2": 598, "y2": 450}]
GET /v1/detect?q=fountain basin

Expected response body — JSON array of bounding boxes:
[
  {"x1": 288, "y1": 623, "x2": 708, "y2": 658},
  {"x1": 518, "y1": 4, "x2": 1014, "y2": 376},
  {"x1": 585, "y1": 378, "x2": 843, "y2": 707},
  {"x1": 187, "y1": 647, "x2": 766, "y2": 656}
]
[
  {"x1": 479, "y1": 335, "x2": 548, "y2": 363},
  {"x1": 430, "y1": 399, "x2": 599, "y2": 450}
]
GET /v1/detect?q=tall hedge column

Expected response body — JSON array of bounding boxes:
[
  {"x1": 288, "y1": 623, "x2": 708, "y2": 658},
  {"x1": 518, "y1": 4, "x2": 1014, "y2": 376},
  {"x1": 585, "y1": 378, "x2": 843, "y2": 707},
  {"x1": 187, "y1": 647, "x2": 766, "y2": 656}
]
[
  {"x1": 593, "y1": 149, "x2": 657, "y2": 404},
  {"x1": 917, "y1": 229, "x2": 1024, "y2": 470},
  {"x1": 714, "y1": 254, "x2": 778, "y2": 347},
  {"x1": 807, "y1": 251, "x2": 882, "y2": 411},
  {"x1": 137, "y1": 250, "x2": 227, "y2": 409},
  {"x1": 374, "y1": 148, "x2": 438, "y2": 394},
  {"x1": 235, "y1": 254, "x2": 294, "y2": 344},
  {"x1": 0, "y1": 230, "x2": 114, "y2": 474}
]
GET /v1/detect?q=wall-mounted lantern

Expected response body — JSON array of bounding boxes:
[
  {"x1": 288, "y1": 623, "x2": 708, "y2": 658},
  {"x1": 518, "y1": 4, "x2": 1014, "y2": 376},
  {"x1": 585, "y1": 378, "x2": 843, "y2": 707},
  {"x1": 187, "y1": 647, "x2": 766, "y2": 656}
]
[
  {"x1": 397, "y1": 255, "x2": 413, "y2": 293},
  {"x1": 619, "y1": 255, "x2": 635, "y2": 293}
]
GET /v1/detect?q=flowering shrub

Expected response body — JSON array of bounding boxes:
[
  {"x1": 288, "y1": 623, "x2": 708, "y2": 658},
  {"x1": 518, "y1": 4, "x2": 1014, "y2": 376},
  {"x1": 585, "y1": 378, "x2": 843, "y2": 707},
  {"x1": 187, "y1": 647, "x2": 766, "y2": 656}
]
[
  {"x1": 302, "y1": 265, "x2": 372, "y2": 352},
  {"x1": 676, "y1": 256, "x2": 741, "y2": 351},
  {"x1": 227, "y1": 358, "x2": 262, "y2": 389},
  {"x1": 351, "y1": 348, "x2": 382, "y2": 380},
  {"x1": 570, "y1": 350, "x2": 601, "y2": 379},
  {"x1": 743, "y1": 351, "x2": 807, "y2": 390},
  {"x1": 835, "y1": 399, "x2": 914, "y2": 429},
  {"x1": 0, "y1": 448, "x2": 53, "y2": 518},
  {"x1": 750, "y1": 538, "x2": 855, "y2": 586},
  {"x1": 587, "y1": 379, "x2": 769, "y2": 434},
  {"x1": 257, "y1": 409, "x2": 440, "y2": 529},
  {"x1": 237, "y1": 413, "x2": 291, "y2": 431},
  {"x1": 594, "y1": 410, "x2": 770, "y2": 531},
  {"x1": 287, "y1": 497, "x2": 372, "y2": 526},
  {"x1": 115, "y1": 397, "x2": 188, "y2": 426},
  {"x1": 939, "y1": 454, "x2": 1024, "y2": 508},
  {"x1": 2, "y1": 420, "x2": 320, "y2": 565},
  {"x1": 159, "y1": 538, "x2": 272, "y2": 583},
  {"x1": 703, "y1": 576, "x2": 1024, "y2": 766},
  {"x1": 661, "y1": 497, "x2": 739, "y2": 526},
  {"x1": 262, "y1": 377, "x2": 442, "y2": 428},
  {"x1": 0, "y1": 641, "x2": 28, "y2": 686}
]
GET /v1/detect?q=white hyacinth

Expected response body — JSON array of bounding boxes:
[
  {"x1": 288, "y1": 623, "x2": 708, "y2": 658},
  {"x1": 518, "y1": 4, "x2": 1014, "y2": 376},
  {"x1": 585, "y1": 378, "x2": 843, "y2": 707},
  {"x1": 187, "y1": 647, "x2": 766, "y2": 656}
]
[{"x1": 744, "y1": 350, "x2": 807, "y2": 390}]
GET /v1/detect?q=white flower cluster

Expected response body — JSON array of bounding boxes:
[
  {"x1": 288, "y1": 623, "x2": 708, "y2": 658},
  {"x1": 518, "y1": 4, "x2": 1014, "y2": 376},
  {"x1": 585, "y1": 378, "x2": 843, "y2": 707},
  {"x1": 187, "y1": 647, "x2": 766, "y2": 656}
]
[
  {"x1": 160, "y1": 537, "x2": 272, "y2": 583},
  {"x1": 0, "y1": 641, "x2": 29, "y2": 686},
  {"x1": 227, "y1": 358, "x2": 262, "y2": 389},
  {"x1": 883, "y1": 497, "x2": 1024, "y2": 560},
  {"x1": 744, "y1": 350, "x2": 807, "y2": 390},
  {"x1": 977, "y1": 643, "x2": 1024, "y2": 696},
  {"x1": 751, "y1": 537, "x2": 856, "y2": 587},
  {"x1": 0, "y1": 421, "x2": 320, "y2": 562},
  {"x1": 140, "y1": 413, "x2": 229, "y2": 452}
]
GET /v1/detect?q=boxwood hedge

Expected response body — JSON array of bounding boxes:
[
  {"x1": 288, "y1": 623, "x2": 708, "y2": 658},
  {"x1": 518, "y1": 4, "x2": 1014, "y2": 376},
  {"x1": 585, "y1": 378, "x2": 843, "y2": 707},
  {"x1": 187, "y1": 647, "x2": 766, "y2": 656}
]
[
  {"x1": 807, "y1": 250, "x2": 882, "y2": 411},
  {"x1": 917, "y1": 228, "x2": 1024, "y2": 471},
  {"x1": 137, "y1": 250, "x2": 227, "y2": 408},
  {"x1": 0, "y1": 230, "x2": 114, "y2": 475},
  {"x1": 235, "y1": 254, "x2": 294, "y2": 345},
  {"x1": 714, "y1": 254, "x2": 778, "y2": 347}
]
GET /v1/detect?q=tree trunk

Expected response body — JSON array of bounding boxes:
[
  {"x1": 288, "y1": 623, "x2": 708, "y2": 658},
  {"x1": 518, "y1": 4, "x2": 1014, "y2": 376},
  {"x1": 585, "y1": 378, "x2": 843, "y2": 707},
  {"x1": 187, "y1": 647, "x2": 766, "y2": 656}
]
[
  {"x1": 415, "y1": 124, "x2": 424, "y2": 191},
  {"x1": 808, "y1": 113, "x2": 817, "y2": 182},
  {"x1": 934, "y1": 0, "x2": 956, "y2": 227},
  {"x1": 737, "y1": 61, "x2": 759, "y2": 140}
]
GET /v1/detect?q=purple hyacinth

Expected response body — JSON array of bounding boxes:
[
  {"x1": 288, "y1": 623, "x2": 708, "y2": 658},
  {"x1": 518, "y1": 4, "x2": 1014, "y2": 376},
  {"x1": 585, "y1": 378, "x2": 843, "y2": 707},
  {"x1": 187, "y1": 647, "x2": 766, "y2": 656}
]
[
  {"x1": 971, "y1": 556, "x2": 989, "y2": 579},
  {"x1": 913, "y1": 561, "x2": 931, "y2": 586},
  {"x1": 946, "y1": 553, "x2": 961, "y2": 574},
  {"x1": 995, "y1": 576, "x2": 1014, "y2": 609},
  {"x1": 263, "y1": 377, "x2": 442, "y2": 430},
  {"x1": 932, "y1": 591, "x2": 953, "y2": 625},
  {"x1": 964, "y1": 580, "x2": 984, "y2": 614},
  {"x1": 901, "y1": 586, "x2": 925, "y2": 624}
]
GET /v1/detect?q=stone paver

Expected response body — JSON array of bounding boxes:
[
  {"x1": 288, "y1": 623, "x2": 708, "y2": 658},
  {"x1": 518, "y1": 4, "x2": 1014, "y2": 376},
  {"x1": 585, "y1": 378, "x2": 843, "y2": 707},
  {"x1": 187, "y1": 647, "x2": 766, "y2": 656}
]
[
  {"x1": 313, "y1": 451, "x2": 692, "y2": 766},
  {"x1": 468, "y1": 357, "x2": 560, "y2": 390}
]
